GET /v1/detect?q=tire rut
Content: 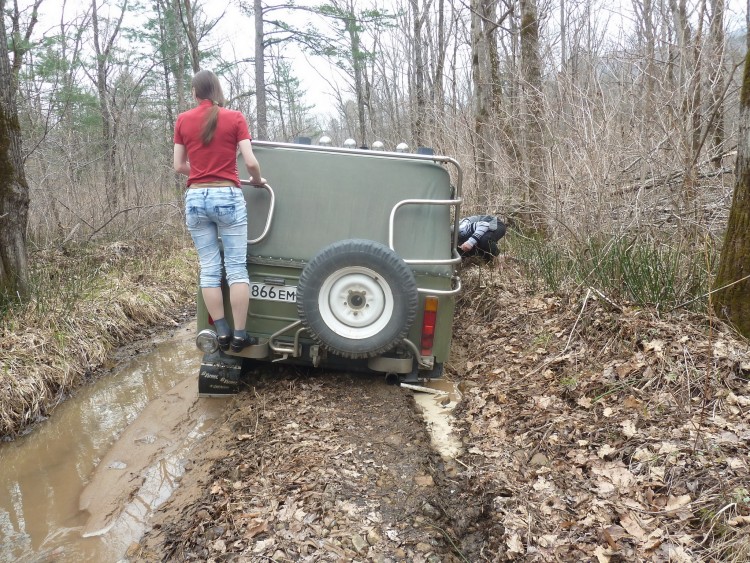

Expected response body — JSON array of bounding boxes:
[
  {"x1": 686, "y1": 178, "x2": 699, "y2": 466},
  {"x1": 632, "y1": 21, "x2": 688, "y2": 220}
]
[{"x1": 135, "y1": 368, "x2": 483, "y2": 562}]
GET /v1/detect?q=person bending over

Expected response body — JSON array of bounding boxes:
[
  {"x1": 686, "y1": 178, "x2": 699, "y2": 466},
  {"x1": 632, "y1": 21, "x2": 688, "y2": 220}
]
[
  {"x1": 457, "y1": 215, "x2": 506, "y2": 261},
  {"x1": 173, "y1": 69, "x2": 267, "y2": 353}
]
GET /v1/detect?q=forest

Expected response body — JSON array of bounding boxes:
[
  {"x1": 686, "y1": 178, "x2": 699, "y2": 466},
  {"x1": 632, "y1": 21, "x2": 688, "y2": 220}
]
[
  {"x1": 1, "y1": 2, "x2": 750, "y2": 560},
  {"x1": 0, "y1": 0, "x2": 749, "y2": 326}
]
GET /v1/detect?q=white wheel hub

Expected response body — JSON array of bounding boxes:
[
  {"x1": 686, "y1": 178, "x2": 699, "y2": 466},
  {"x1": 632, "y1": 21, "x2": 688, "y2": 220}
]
[{"x1": 318, "y1": 266, "x2": 394, "y2": 339}]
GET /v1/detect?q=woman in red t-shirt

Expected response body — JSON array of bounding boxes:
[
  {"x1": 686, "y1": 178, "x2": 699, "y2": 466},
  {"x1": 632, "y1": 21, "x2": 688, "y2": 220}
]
[{"x1": 173, "y1": 69, "x2": 266, "y2": 353}]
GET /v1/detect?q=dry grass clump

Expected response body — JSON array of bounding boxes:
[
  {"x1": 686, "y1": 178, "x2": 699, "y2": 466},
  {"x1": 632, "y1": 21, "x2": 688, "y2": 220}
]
[
  {"x1": 451, "y1": 260, "x2": 750, "y2": 561},
  {"x1": 0, "y1": 241, "x2": 198, "y2": 438}
]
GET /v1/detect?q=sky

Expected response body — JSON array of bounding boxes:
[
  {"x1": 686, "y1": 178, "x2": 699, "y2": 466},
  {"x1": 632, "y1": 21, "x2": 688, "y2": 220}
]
[
  {"x1": 27, "y1": 0, "x2": 750, "y2": 119},
  {"x1": 29, "y1": 0, "x2": 342, "y2": 115},
  {"x1": 201, "y1": 1, "x2": 346, "y2": 116}
]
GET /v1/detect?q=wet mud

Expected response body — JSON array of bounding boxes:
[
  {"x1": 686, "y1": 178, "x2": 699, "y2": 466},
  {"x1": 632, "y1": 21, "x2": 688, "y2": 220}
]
[
  {"x1": 135, "y1": 369, "x2": 475, "y2": 562},
  {"x1": 0, "y1": 326, "x2": 471, "y2": 562},
  {"x1": 0, "y1": 323, "x2": 223, "y2": 562}
]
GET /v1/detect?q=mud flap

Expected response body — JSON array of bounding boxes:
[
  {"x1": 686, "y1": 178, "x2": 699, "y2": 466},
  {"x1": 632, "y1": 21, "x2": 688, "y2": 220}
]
[{"x1": 198, "y1": 351, "x2": 243, "y2": 397}]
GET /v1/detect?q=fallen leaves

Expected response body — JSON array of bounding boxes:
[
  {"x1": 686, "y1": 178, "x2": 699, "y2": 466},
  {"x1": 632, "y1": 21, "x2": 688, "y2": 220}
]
[
  {"x1": 139, "y1": 265, "x2": 750, "y2": 562},
  {"x1": 453, "y1": 267, "x2": 750, "y2": 561}
]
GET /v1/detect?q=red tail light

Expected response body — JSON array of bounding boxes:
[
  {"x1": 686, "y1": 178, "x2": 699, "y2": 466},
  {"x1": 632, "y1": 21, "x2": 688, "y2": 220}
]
[
  {"x1": 420, "y1": 296, "x2": 438, "y2": 356},
  {"x1": 208, "y1": 315, "x2": 215, "y2": 326}
]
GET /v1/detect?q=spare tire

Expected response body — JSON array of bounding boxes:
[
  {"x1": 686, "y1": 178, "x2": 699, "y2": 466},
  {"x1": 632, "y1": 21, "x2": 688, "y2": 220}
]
[{"x1": 297, "y1": 239, "x2": 418, "y2": 359}]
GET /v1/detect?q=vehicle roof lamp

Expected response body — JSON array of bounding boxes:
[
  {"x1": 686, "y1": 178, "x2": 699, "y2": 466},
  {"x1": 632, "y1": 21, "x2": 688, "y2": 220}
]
[
  {"x1": 396, "y1": 142, "x2": 409, "y2": 153},
  {"x1": 319, "y1": 135, "x2": 332, "y2": 146},
  {"x1": 343, "y1": 138, "x2": 357, "y2": 149},
  {"x1": 372, "y1": 141, "x2": 385, "y2": 151}
]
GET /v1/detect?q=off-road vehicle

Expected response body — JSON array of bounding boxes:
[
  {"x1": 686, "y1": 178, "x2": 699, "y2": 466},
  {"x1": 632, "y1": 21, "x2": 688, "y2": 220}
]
[{"x1": 194, "y1": 140, "x2": 463, "y2": 396}]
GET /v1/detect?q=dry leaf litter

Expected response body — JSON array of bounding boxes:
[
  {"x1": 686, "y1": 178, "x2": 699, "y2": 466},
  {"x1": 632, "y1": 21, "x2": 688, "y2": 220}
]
[{"x1": 135, "y1": 260, "x2": 750, "y2": 562}]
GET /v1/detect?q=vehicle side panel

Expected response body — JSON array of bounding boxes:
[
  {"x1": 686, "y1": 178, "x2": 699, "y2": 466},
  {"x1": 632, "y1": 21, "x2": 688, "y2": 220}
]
[{"x1": 244, "y1": 144, "x2": 454, "y2": 275}]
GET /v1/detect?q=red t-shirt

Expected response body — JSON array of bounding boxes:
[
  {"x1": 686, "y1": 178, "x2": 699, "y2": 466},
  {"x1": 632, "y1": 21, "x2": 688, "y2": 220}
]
[{"x1": 174, "y1": 100, "x2": 252, "y2": 187}]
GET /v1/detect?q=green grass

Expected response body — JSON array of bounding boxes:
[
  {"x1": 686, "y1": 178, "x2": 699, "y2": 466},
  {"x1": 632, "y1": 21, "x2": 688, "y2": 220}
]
[{"x1": 509, "y1": 232, "x2": 717, "y2": 311}]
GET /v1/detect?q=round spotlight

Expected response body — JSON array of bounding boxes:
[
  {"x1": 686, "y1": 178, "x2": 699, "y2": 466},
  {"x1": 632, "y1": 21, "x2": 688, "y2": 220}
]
[
  {"x1": 343, "y1": 138, "x2": 357, "y2": 149},
  {"x1": 372, "y1": 141, "x2": 385, "y2": 151},
  {"x1": 319, "y1": 135, "x2": 332, "y2": 146},
  {"x1": 396, "y1": 142, "x2": 409, "y2": 153},
  {"x1": 196, "y1": 329, "x2": 219, "y2": 354}
]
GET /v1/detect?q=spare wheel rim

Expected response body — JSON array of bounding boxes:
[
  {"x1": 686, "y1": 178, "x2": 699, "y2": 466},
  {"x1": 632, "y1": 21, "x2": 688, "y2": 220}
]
[{"x1": 318, "y1": 266, "x2": 395, "y2": 339}]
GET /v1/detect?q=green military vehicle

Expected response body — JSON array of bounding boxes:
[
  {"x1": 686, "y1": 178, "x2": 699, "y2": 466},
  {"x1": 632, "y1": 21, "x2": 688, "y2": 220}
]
[{"x1": 194, "y1": 140, "x2": 463, "y2": 396}]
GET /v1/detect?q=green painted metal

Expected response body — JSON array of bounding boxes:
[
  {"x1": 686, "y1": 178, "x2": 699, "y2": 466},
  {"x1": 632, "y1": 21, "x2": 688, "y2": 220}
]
[{"x1": 196, "y1": 141, "x2": 461, "y2": 374}]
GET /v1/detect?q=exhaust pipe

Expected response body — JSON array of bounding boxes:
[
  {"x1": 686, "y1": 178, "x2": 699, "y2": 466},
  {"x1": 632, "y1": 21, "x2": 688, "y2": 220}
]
[{"x1": 385, "y1": 372, "x2": 400, "y2": 386}]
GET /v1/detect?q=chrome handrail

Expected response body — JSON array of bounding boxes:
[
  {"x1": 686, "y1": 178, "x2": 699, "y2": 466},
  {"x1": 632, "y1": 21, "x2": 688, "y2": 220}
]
[
  {"x1": 240, "y1": 180, "x2": 275, "y2": 244},
  {"x1": 389, "y1": 198, "x2": 463, "y2": 296},
  {"x1": 417, "y1": 276, "x2": 461, "y2": 296},
  {"x1": 388, "y1": 198, "x2": 463, "y2": 266},
  {"x1": 249, "y1": 141, "x2": 465, "y2": 297},
  {"x1": 268, "y1": 320, "x2": 303, "y2": 357}
]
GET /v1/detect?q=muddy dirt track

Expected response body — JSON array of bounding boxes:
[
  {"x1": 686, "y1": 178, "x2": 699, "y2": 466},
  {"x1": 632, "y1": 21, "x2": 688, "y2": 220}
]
[
  {"x1": 134, "y1": 368, "x2": 477, "y2": 562},
  {"x1": 128, "y1": 262, "x2": 750, "y2": 562}
]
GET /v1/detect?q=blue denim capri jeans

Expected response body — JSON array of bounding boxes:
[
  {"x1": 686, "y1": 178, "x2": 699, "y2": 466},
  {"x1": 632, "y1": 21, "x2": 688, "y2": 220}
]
[{"x1": 185, "y1": 187, "x2": 249, "y2": 288}]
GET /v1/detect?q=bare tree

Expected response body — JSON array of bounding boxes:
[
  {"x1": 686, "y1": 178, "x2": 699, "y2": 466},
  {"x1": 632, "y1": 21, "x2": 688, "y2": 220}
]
[
  {"x1": 669, "y1": 0, "x2": 705, "y2": 214},
  {"x1": 254, "y1": 0, "x2": 268, "y2": 139},
  {"x1": 410, "y1": 0, "x2": 426, "y2": 147},
  {"x1": 708, "y1": 0, "x2": 726, "y2": 167},
  {"x1": 712, "y1": 18, "x2": 750, "y2": 338},
  {"x1": 0, "y1": 0, "x2": 40, "y2": 299},
  {"x1": 470, "y1": 0, "x2": 500, "y2": 196},
  {"x1": 519, "y1": 0, "x2": 546, "y2": 231},
  {"x1": 179, "y1": 0, "x2": 201, "y2": 72},
  {"x1": 171, "y1": 0, "x2": 188, "y2": 111},
  {"x1": 339, "y1": 0, "x2": 369, "y2": 146},
  {"x1": 155, "y1": 0, "x2": 177, "y2": 133},
  {"x1": 91, "y1": 0, "x2": 128, "y2": 209}
]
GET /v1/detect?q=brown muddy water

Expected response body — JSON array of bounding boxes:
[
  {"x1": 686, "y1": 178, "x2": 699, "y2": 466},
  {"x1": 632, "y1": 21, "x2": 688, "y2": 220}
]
[
  {"x1": 0, "y1": 321, "x2": 463, "y2": 562},
  {"x1": 0, "y1": 322, "x2": 224, "y2": 563}
]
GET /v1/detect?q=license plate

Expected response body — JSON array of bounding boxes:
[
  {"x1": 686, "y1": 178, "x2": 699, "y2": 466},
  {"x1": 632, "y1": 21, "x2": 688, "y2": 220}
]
[{"x1": 250, "y1": 283, "x2": 297, "y2": 302}]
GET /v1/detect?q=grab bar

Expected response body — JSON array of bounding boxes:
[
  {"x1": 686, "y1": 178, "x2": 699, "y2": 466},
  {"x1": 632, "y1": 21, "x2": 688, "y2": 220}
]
[
  {"x1": 241, "y1": 181, "x2": 275, "y2": 244},
  {"x1": 388, "y1": 198, "x2": 463, "y2": 266}
]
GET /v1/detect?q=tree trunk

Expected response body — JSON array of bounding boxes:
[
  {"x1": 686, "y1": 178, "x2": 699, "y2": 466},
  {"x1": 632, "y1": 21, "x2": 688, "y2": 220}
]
[
  {"x1": 156, "y1": 0, "x2": 183, "y2": 193},
  {"x1": 156, "y1": 0, "x2": 176, "y2": 134},
  {"x1": 520, "y1": 0, "x2": 547, "y2": 233},
  {"x1": 470, "y1": 0, "x2": 495, "y2": 196},
  {"x1": 170, "y1": 0, "x2": 188, "y2": 111},
  {"x1": 669, "y1": 0, "x2": 704, "y2": 218},
  {"x1": 709, "y1": 0, "x2": 725, "y2": 167},
  {"x1": 181, "y1": 0, "x2": 201, "y2": 72},
  {"x1": 432, "y1": 0, "x2": 446, "y2": 131},
  {"x1": 712, "y1": 35, "x2": 750, "y2": 337},
  {"x1": 410, "y1": 0, "x2": 426, "y2": 148},
  {"x1": 254, "y1": 0, "x2": 268, "y2": 140},
  {"x1": 0, "y1": 0, "x2": 30, "y2": 299},
  {"x1": 345, "y1": 5, "x2": 368, "y2": 147},
  {"x1": 91, "y1": 0, "x2": 127, "y2": 211}
]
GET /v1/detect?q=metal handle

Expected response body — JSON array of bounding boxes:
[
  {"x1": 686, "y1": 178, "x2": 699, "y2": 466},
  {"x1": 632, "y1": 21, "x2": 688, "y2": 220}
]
[
  {"x1": 241, "y1": 181, "x2": 275, "y2": 244},
  {"x1": 389, "y1": 198, "x2": 463, "y2": 266}
]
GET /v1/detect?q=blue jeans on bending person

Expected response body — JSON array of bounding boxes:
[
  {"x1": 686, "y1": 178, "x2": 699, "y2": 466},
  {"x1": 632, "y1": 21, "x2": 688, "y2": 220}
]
[{"x1": 185, "y1": 186, "x2": 249, "y2": 288}]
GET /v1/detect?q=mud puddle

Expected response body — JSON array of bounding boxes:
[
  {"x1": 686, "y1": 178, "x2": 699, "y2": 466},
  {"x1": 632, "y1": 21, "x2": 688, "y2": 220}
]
[
  {"x1": 0, "y1": 322, "x2": 222, "y2": 563},
  {"x1": 410, "y1": 378, "x2": 463, "y2": 459},
  {"x1": 0, "y1": 318, "x2": 466, "y2": 562}
]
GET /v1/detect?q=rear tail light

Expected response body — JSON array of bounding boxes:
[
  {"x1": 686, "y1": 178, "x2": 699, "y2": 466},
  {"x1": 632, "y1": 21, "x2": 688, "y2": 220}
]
[
  {"x1": 420, "y1": 296, "x2": 438, "y2": 356},
  {"x1": 208, "y1": 315, "x2": 215, "y2": 325}
]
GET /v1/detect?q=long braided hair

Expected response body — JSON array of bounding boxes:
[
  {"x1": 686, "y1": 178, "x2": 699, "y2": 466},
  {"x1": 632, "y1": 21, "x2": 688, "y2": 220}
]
[{"x1": 191, "y1": 70, "x2": 226, "y2": 145}]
